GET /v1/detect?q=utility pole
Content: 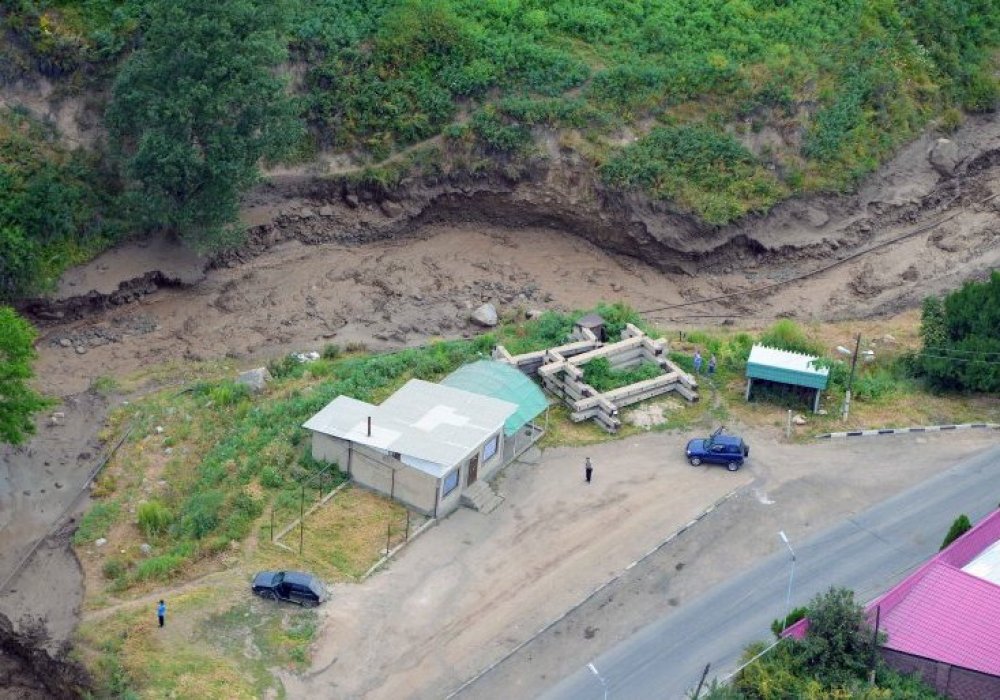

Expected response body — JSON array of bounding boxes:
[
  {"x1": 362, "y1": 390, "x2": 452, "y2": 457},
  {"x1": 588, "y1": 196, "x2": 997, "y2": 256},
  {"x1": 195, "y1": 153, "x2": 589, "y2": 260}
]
[
  {"x1": 841, "y1": 333, "x2": 862, "y2": 421},
  {"x1": 692, "y1": 663, "x2": 711, "y2": 699}
]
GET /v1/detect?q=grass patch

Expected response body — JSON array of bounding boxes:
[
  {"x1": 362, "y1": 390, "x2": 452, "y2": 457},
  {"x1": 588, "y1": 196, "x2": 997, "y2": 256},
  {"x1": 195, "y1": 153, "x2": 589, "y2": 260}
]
[
  {"x1": 583, "y1": 357, "x2": 663, "y2": 393},
  {"x1": 73, "y1": 501, "x2": 120, "y2": 545}
]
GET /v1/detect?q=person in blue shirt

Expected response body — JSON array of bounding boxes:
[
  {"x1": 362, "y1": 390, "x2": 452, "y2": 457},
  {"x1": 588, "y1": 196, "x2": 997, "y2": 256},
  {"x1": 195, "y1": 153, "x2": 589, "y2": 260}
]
[
  {"x1": 157, "y1": 600, "x2": 166, "y2": 628},
  {"x1": 693, "y1": 350, "x2": 703, "y2": 374}
]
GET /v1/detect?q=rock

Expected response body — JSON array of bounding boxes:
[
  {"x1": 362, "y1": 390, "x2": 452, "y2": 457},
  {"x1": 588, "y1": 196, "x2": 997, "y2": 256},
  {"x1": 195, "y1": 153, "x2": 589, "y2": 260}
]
[
  {"x1": 792, "y1": 414, "x2": 807, "y2": 426},
  {"x1": 140, "y1": 543, "x2": 152, "y2": 556},
  {"x1": 299, "y1": 208, "x2": 316, "y2": 219},
  {"x1": 155, "y1": 425, "x2": 164, "y2": 434},
  {"x1": 164, "y1": 447, "x2": 173, "y2": 455},
  {"x1": 881, "y1": 334, "x2": 897, "y2": 344},
  {"x1": 59, "y1": 338, "x2": 72, "y2": 348},
  {"x1": 380, "y1": 200, "x2": 404, "y2": 218},
  {"x1": 54, "y1": 482, "x2": 62, "y2": 489},
  {"x1": 526, "y1": 309, "x2": 544, "y2": 319},
  {"x1": 318, "y1": 205, "x2": 335, "y2": 217},
  {"x1": 75, "y1": 346, "x2": 87, "y2": 355},
  {"x1": 237, "y1": 367, "x2": 272, "y2": 393},
  {"x1": 900, "y1": 265, "x2": 919, "y2": 282},
  {"x1": 470, "y1": 303, "x2": 499, "y2": 327},
  {"x1": 344, "y1": 193, "x2": 360, "y2": 209},
  {"x1": 95, "y1": 538, "x2": 107, "y2": 547},
  {"x1": 817, "y1": 409, "x2": 828, "y2": 416},
  {"x1": 929, "y1": 138, "x2": 960, "y2": 177}
]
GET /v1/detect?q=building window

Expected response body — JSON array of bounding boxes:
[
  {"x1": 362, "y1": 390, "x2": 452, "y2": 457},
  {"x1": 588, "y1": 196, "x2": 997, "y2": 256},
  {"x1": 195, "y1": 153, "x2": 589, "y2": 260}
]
[
  {"x1": 442, "y1": 469, "x2": 459, "y2": 498},
  {"x1": 482, "y1": 434, "x2": 500, "y2": 462}
]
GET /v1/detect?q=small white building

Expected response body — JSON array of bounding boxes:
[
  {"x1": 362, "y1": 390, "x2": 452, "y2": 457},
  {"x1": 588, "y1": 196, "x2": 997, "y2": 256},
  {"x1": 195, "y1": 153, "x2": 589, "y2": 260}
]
[{"x1": 303, "y1": 374, "x2": 538, "y2": 517}]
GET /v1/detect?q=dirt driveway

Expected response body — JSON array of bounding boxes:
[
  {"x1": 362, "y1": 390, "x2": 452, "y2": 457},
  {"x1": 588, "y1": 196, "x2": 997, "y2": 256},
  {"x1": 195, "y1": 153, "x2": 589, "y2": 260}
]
[
  {"x1": 281, "y1": 431, "x2": 749, "y2": 700},
  {"x1": 282, "y1": 426, "x2": 998, "y2": 700}
]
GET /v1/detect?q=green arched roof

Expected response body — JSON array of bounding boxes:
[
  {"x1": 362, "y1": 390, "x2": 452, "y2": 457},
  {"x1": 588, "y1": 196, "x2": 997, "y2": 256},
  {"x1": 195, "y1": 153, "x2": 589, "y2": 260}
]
[{"x1": 442, "y1": 361, "x2": 547, "y2": 435}]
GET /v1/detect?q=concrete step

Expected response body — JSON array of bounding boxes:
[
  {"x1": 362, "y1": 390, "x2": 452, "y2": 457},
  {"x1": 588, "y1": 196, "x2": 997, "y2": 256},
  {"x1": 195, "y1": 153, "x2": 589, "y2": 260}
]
[{"x1": 461, "y1": 481, "x2": 504, "y2": 514}]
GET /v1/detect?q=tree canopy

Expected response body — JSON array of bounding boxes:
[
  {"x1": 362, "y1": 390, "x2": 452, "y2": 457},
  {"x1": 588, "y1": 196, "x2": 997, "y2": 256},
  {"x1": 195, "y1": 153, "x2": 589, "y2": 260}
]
[
  {"x1": 0, "y1": 307, "x2": 51, "y2": 445},
  {"x1": 106, "y1": 0, "x2": 301, "y2": 251},
  {"x1": 918, "y1": 271, "x2": 1000, "y2": 392}
]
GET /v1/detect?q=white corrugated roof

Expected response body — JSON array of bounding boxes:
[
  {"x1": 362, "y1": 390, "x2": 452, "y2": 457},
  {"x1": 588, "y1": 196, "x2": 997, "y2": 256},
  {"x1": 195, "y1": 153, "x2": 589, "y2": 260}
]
[
  {"x1": 963, "y1": 539, "x2": 1000, "y2": 586},
  {"x1": 302, "y1": 379, "x2": 516, "y2": 477},
  {"x1": 747, "y1": 344, "x2": 829, "y2": 376}
]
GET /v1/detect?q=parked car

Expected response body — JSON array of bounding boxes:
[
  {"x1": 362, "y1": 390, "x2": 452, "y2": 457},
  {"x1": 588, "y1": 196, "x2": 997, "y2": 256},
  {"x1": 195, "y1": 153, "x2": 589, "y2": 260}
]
[
  {"x1": 252, "y1": 570, "x2": 327, "y2": 607},
  {"x1": 685, "y1": 427, "x2": 749, "y2": 471}
]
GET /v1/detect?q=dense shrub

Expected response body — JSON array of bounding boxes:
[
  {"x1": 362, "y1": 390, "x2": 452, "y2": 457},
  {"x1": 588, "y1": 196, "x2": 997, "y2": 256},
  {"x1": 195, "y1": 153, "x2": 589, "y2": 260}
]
[
  {"x1": 584, "y1": 358, "x2": 662, "y2": 393},
  {"x1": 73, "y1": 501, "x2": 120, "y2": 545},
  {"x1": 758, "y1": 320, "x2": 823, "y2": 357},
  {"x1": 941, "y1": 514, "x2": 972, "y2": 550},
  {"x1": 132, "y1": 553, "x2": 185, "y2": 582},
  {"x1": 180, "y1": 490, "x2": 225, "y2": 539},
  {"x1": 917, "y1": 272, "x2": 1000, "y2": 392},
  {"x1": 137, "y1": 500, "x2": 173, "y2": 538}
]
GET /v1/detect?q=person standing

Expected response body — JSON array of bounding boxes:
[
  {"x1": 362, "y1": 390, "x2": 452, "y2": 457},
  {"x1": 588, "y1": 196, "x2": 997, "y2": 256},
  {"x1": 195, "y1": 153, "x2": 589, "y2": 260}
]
[
  {"x1": 157, "y1": 599, "x2": 166, "y2": 628},
  {"x1": 693, "y1": 350, "x2": 703, "y2": 375},
  {"x1": 585, "y1": 457, "x2": 593, "y2": 484},
  {"x1": 708, "y1": 354, "x2": 717, "y2": 376}
]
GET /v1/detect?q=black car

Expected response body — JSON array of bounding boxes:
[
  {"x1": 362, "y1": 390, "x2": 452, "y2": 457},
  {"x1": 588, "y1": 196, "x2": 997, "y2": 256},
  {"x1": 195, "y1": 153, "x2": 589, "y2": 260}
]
[
  {"x1": 252, "y1": 570, "x2": 327, "y2": 607},
  {"x1": 685, "y1": 427, "x2": 750, "y2": 471}
]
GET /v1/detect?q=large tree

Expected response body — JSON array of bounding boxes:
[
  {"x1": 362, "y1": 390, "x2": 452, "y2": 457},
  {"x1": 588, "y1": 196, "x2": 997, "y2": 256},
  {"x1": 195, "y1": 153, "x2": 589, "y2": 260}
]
[
  {"x1": 107, "y1": 0, "x2": 301, "y2": 251},
  {"x1": 0, "y1": 307, "x2": 50, "y2": 445}
]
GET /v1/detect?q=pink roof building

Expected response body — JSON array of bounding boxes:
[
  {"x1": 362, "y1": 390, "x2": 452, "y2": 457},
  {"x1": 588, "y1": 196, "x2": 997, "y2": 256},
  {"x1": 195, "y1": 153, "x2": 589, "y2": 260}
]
[{"x1": 784, "y1": 509, "x2": 1000, "y2": 698}]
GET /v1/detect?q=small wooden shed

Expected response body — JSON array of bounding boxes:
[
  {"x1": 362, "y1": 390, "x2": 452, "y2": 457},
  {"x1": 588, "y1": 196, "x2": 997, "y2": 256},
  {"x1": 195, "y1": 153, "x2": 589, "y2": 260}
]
[
  {"x1": 574, "y1": 313, "x2": 607, "y2": 342},
  {"x1": 745, "y1": 344, "x2": 829, "y2": 413}
]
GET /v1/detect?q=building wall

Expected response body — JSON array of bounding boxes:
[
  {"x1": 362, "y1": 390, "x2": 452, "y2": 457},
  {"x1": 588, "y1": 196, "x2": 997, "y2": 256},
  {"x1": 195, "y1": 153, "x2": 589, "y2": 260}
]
[
  {"x1": 349, "y1": 445, "x2": 439, "y2": 515},
  {"x1": 309, "y1": 426, "x2": 507, "y2": 518},
  {"x1": 312, "y1": 432, "x2": 350, "y2": 468},
  {"x1": 881, "y1": 648, "x2": 1000, "y2": 699}
]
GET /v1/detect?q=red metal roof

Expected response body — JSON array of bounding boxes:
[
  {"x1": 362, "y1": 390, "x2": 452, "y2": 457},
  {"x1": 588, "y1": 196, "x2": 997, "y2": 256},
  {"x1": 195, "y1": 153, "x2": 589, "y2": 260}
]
[{"x1": 867, "y1": 509, "x2": 1000, "y2": 677}]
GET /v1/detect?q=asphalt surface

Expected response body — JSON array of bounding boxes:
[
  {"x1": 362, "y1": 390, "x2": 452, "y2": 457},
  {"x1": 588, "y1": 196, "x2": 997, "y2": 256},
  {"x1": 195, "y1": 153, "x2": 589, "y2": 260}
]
[{"x1": 540, "y1": 443, "x2": 1000, "y2": 700}]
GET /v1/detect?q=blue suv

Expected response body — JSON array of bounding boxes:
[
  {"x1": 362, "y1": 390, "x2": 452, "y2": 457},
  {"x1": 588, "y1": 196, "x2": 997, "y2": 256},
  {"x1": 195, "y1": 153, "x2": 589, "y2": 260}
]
[{"x1": 685, "y1": 427, "x2": 749, "y2": 471}]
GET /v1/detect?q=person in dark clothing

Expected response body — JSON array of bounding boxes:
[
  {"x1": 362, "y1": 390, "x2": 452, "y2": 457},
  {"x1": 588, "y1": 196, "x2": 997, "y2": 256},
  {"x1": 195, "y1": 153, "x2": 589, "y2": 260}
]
[
  {"x1": 708, "y1": 354, "x2": 717, "y2": 376},
  {"x1": 585, "y1": 457, "x2": 593, "y2": 483},
  {"x1": 157, "y1": 600, "x2": 166, "y2": 628}
]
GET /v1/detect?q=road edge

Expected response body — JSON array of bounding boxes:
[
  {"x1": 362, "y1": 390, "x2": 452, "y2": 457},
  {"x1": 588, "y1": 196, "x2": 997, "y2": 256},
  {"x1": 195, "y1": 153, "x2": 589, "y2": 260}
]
[{"x1": 445, "y1": 487, "x2": 744, "y2": 698}]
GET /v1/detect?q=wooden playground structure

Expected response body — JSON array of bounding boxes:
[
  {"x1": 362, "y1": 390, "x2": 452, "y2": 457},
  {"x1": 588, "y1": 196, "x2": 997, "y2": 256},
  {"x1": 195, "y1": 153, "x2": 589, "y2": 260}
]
[{"x1": 493, "y1": 320, "x2": 698, "y2": 433}]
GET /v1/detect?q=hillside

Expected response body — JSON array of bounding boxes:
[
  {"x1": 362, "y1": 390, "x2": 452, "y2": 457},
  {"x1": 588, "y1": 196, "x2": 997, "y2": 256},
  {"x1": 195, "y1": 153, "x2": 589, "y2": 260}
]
[{"x1": 1, "y1": 0, "x2": 998, "y2": 300}]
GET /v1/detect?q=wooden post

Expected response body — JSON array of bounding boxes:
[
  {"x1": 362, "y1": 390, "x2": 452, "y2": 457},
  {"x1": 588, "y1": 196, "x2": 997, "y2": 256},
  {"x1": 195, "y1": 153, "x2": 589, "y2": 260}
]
[{"x1": 693, "y1": 663, "x2": 710, "y2": 698}]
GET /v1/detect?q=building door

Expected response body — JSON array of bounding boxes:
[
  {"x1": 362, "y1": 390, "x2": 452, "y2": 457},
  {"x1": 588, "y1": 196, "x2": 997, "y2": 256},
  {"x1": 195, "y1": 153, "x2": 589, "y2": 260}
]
[{"x1": 467, "y1": 454, "x2": 479, "y2": 486}]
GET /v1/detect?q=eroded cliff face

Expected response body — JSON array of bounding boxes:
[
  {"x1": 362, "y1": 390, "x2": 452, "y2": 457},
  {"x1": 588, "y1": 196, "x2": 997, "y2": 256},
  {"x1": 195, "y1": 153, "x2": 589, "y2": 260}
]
[
  {"x1": 0, "y1": 612, "x2": 90, "y2": 699},
  {"x1": 18, "y1": 112, "x2": 1000, "y2": 323}
]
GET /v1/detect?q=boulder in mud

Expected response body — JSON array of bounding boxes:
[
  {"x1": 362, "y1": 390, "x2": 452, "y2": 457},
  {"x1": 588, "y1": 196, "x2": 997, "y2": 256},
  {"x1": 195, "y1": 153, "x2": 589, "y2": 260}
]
[
  {"x1": 929, "y1": 138, "x2": 960, "y2": 177},
  {"x1": 380, "y1": 200, "x2": 404, "y2": 218},
  {"x1": 237, "y1": 367, "x2": 272, "y2": 393},
  {"x1": 470, "y1": 303, "x2": 499, "y2": 327}
]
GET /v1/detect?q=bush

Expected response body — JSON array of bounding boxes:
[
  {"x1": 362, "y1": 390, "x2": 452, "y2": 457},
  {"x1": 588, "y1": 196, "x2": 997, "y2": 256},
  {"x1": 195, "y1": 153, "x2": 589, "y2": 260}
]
[
  {"x1": 321, "y1": 343, "x2": 341, "y2": 360},
  {"x1": 137, "y1": 500, "x2": 173, "y2": 538},
  {"x1": 102, "y1": 558, "x2": 127, "y2": 581},
  {"x1": 73, "y1": 501, "x2": 120, "y2": 545},
  {"x1": 584, "y1": 357, "x2": 662, "y2": 393},
  {"x1": 771, "y1": 605, "x2": 809, "y2": 637},
  {"x1": 208, "y1": 381, "x2": 250, "y2": 407},
  {"x1": 758, "y1": 320, "x2": 823, "y2": 356},
  {"x1": 941, "y1": 514, "x2": 972, "y2": 550},
  {"x1": 260, "y1": 466, "x2": 284, "y2": 488},
  {"x1": 132, "y1": 553, "x2": 185, "y2": 582},
  {"x1": 180, "y1": 490, "x2": 225, "y2": 539}
]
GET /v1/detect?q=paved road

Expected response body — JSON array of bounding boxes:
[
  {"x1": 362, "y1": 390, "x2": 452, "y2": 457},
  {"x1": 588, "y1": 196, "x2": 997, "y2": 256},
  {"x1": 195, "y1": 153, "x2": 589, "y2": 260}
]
[{"x1": 541, "y1": 444, "x2": 1000, "y2": 700}]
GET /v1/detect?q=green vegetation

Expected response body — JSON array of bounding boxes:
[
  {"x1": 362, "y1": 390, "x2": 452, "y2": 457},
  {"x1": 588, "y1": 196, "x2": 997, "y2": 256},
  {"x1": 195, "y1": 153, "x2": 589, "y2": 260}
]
[
  {"x1": 941, "y1": 514, "x2": 972, "y2": 550},
  {"x1": 707, "y1": 587, "x2": 943, "y2": 698},
  {"x1": 584, "y1": 357, "x2": 662, "y2": 393},
  {"x1": 136, "y1": 500, "x2": 172, "y2": 538},
  {"x1": 0, "y1": 307, "x2": 51, "y2": 445},
  {"x1": 0, "y1": 107, "x2": 121, "y2": 300},
  {"x1": 2, "y1": 0, "x2": 998, "y2": 297},
  {"x1": 917, "y1": 271, "x2": 1000, "y2": 392},
  {"x1": 106, "y1": 0, "x2": 301, "y2": 251}
]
